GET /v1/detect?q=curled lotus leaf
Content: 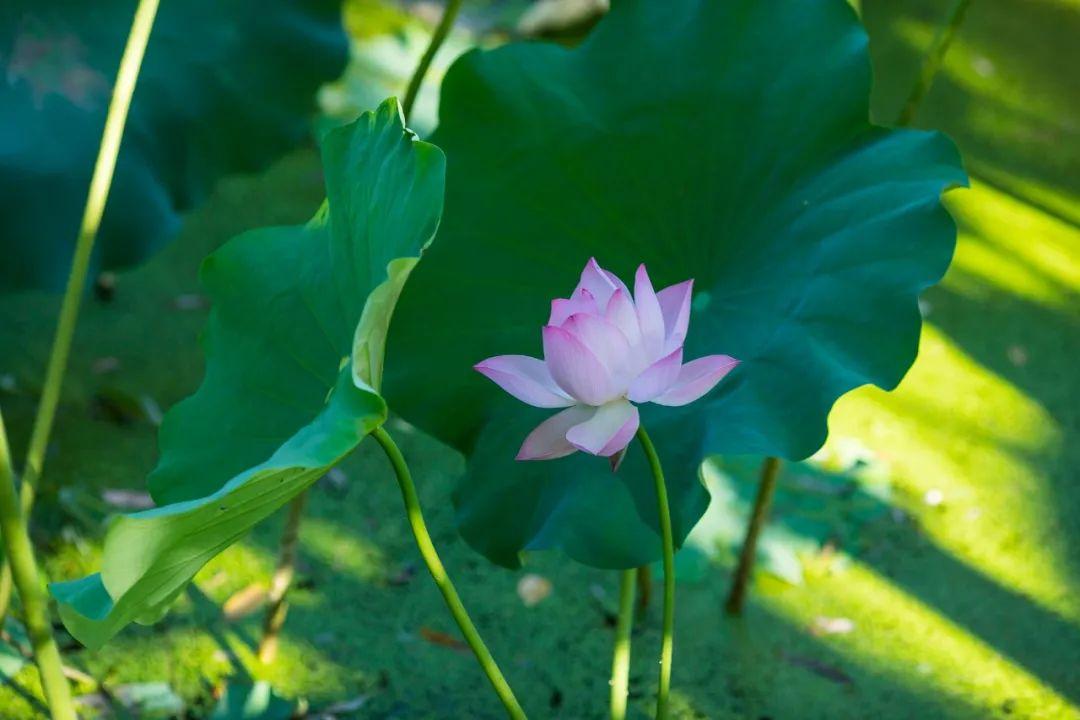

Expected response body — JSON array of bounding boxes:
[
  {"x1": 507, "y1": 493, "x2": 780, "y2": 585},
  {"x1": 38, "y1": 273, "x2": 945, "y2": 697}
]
[{"x1": 51, "y1": 98, "x2": 445, "y2": 649}]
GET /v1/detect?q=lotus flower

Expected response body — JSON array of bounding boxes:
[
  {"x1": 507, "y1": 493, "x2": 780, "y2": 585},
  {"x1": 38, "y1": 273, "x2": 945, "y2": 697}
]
[{"x1": 475, "y1": 259, "x2": 739, "y2": 461}]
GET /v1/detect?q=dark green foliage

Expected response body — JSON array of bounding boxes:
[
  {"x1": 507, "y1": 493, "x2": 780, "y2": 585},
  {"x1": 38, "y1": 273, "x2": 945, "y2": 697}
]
[{"x1": 0, "y1": 0, "x2": 346, "y2": 292}]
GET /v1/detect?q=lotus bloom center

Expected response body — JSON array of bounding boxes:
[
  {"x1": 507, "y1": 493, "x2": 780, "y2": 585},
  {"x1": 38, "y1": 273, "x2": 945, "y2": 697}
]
[{"x1": 475, "y1": 259, "x2": 738, "y2": 461}]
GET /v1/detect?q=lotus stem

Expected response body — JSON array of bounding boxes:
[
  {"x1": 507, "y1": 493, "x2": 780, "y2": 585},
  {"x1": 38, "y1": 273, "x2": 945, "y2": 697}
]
[
  {"x1": 896, "y1": 0, "x2": 973, "y2": 126},
  {"x1": 0, "y1": 0, "x2": 160, "y2": 622},
  {"x1": 258, "y1": 490, "x2": 308, "y2": 664},
  {"x1": 0, "y1": 408, "x2": 76, "y2": 720},
  {"x1": 725, "y1": 456, "x2": 782, "y2": 616},
  {"x1": 634, "y1": 425, "x2": 674, "y2": 720},
  {"x1": 402, "y1": 0, "x2": 463, "y2": 122},
  {"x1": 610, "y1": 568, "x2": 636, "y2": 720},
  {"x1": 0, "y1": 544, "x2": 10, "y2": 624},
  {"x1": 635, "y1": 564, "x2": 652, "y2": 617},
  {"x1": 371, "y1": 427, "x2": 527, "y2": 719}
]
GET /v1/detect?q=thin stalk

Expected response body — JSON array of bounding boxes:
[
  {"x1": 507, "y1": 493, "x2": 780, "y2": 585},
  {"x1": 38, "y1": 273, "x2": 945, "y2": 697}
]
[
  {"x1": 896, "y1": 0, "x2": 973, "y2": 126},
  {"x1": 609, "y1": 568, "x2": 636, "y2": 720},
  {"x1": 258, "y1": 490, "x2": 308, "y2": 664},
  {"x1": 0, "y1": 0, "x2": 161, "y2": 621},
  {"x1": 401, "y1": 0, "x2": 463, "y2": 121},
  {"x1": 634, "y1": 425, "x2": 674, "y2": 720},
  {"x1": 0, "y1": 409, "x2": 76, "y2": 720},
  {"x1": 0, "y1": 538, "x2": 11, "y2": 621},
  {"x1": 635, "y1": 564, "x2": 652, "y2": 617},
  {"x1": 371, "y1": 427, "x2": 526, "y2": 719},
  {"x1": 725, "y1": 457, "x2": 781, "y2": 616}
]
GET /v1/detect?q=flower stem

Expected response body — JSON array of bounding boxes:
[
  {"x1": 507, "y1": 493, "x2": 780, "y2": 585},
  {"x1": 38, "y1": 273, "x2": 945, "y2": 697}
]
[
  {"x1": 635, "y1": 564, "x2": 651, "y2": 617},
  {"x1": 0, "y1": 0, "x2": 160, "y2": 623},
  {"x1": 634, "y1": 425, "x2": 674, "y2": 720},
  {"x1": 0, "y1": 408, "x2": 76, "y2": 720},
  {"x1": 725, "y1": 456, "x2": 781, "y2": 616},
  {"x1": 896, "y1": 0, "x2": 973, "y2": 126},
  {"x1": 258, "y1": 490, "x2": 308, "y2": 664},
  {"x1": 371, "y1": 427, "x2": 526, "y2": 719},
  {"x1": 401, "y1": 0, "x2": 463, "y2": 122},
  {"x1": 609, "y1": 568, "x2": 636, "y2": 720}
]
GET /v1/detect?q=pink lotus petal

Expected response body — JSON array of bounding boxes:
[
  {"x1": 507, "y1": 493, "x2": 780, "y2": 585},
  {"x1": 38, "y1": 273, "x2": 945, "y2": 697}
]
[
  {"x1": 604, "y1": 288, "x2": 642, "y2": 348},
  {"x1": 562, "y1": 312, "x2": 635, "y2": 386},
  {"x1": 627, "y1": 347, "x2": 683, "y2": 403},
  {"x1": 652, "y1": 355, "x2": 739, "y2": 406},
  {"x1": 474, "y1": 355, "x2": 575, "y2": 408},
  {"x1": 517, "y1": 405, "x2": 595, "y2": 460},
  {"x1": 575, "y1": 258, "x2": 626, "y2": 309},
  {"x1": 549, "y1": 287, "x2": 597, "y2": 326},
  {"x1": 566, "y1": 400, "x2": 639, "y2": 457},
  {"x1": 602, "y1": 269, "x2": 630, "y2": 296},
  {"x1": 657, "y1": 279, "x2": 693, "y2": 354},
  {"x1": 634, "y1": 264, "x2": 664, "y2": 360},
  {"x1": 542, "y1": 325, "x2": 618, "y2": 405}
]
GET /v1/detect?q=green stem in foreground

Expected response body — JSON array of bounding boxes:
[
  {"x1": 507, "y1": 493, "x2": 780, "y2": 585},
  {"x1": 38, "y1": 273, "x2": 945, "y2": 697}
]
[
  {"x1": 0, "y1": 0, "x2": 161, "y2": 622},
  {"x1": 0, "y1": 409, "x2": 76, "y2": 720},
  {"x1": 371, "y1": 427, "x2": 526, "y2": 719},
  {"x1": 635, "y1": 425, "x2": 674, "y2": 720},
  {"x1": 725, "y1": 457, "x2": 781, "y2": 616},
  {"x1": 401, "y1": 0, "x2": 463, "y2": 121},
  {"x1": 896, "y1": 0, "x2": 973, "y2": 126},
  {"x1": 610, "y1": 568, "x2": 637, "y2": 720}
]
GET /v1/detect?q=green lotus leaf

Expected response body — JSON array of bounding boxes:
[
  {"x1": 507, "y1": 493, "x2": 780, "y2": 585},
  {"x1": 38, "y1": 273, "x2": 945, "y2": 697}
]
[
  {"x1": 384, "y1": 0, "x2": 967, "y2": 569},
  {"x1": 50, "y1": 98, "x2": 445, "y2": 649},
  {"x1": 0, "y1": 0, "x2": 346, "y2": 292}
]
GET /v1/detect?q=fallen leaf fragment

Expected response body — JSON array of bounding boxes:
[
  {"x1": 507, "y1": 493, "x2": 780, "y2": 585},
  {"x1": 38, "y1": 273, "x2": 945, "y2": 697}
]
[
  {"x1": 222, "y1": 583, "x2": 268, "y2": 621},
  {"x1": 518, "y1": 0, "x2": 610, "y2": 36},
  {"x1": 320, "y1": 695, "x2": 369, "y2": 716},
  {"x1": 1007, "y1": 344, "x2": 1028, "y2": 367},
  {"x1": 419, "y1": 626, "x2": 468, "y2": 652},
  {"x1": 517, "y1": 573, "x2": 552, "y2": 607},
  {"x1": 810, "y1": 616, "x2": 855, "y2": 636}
]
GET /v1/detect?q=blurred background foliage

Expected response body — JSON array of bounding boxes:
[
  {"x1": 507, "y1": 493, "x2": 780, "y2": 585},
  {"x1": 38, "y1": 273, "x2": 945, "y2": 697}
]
[
  {"x1": 0, "y1": 0, "x2": 1077, "y2": 717},
  {"x1": 0, "y1": 0, "x2": 347, "y2": 292}
]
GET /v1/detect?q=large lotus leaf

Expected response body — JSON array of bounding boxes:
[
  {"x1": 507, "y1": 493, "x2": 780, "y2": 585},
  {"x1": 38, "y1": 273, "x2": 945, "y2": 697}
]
[
  {"x1": 0, "y1": 0, "x2": 346, "y2": 292},
  {"x1": 50, "y1": 98, "x2": 445, "y2": 649},
  {"x1": 383, "y1": 0, "x2": 967, "y2": 569}
]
